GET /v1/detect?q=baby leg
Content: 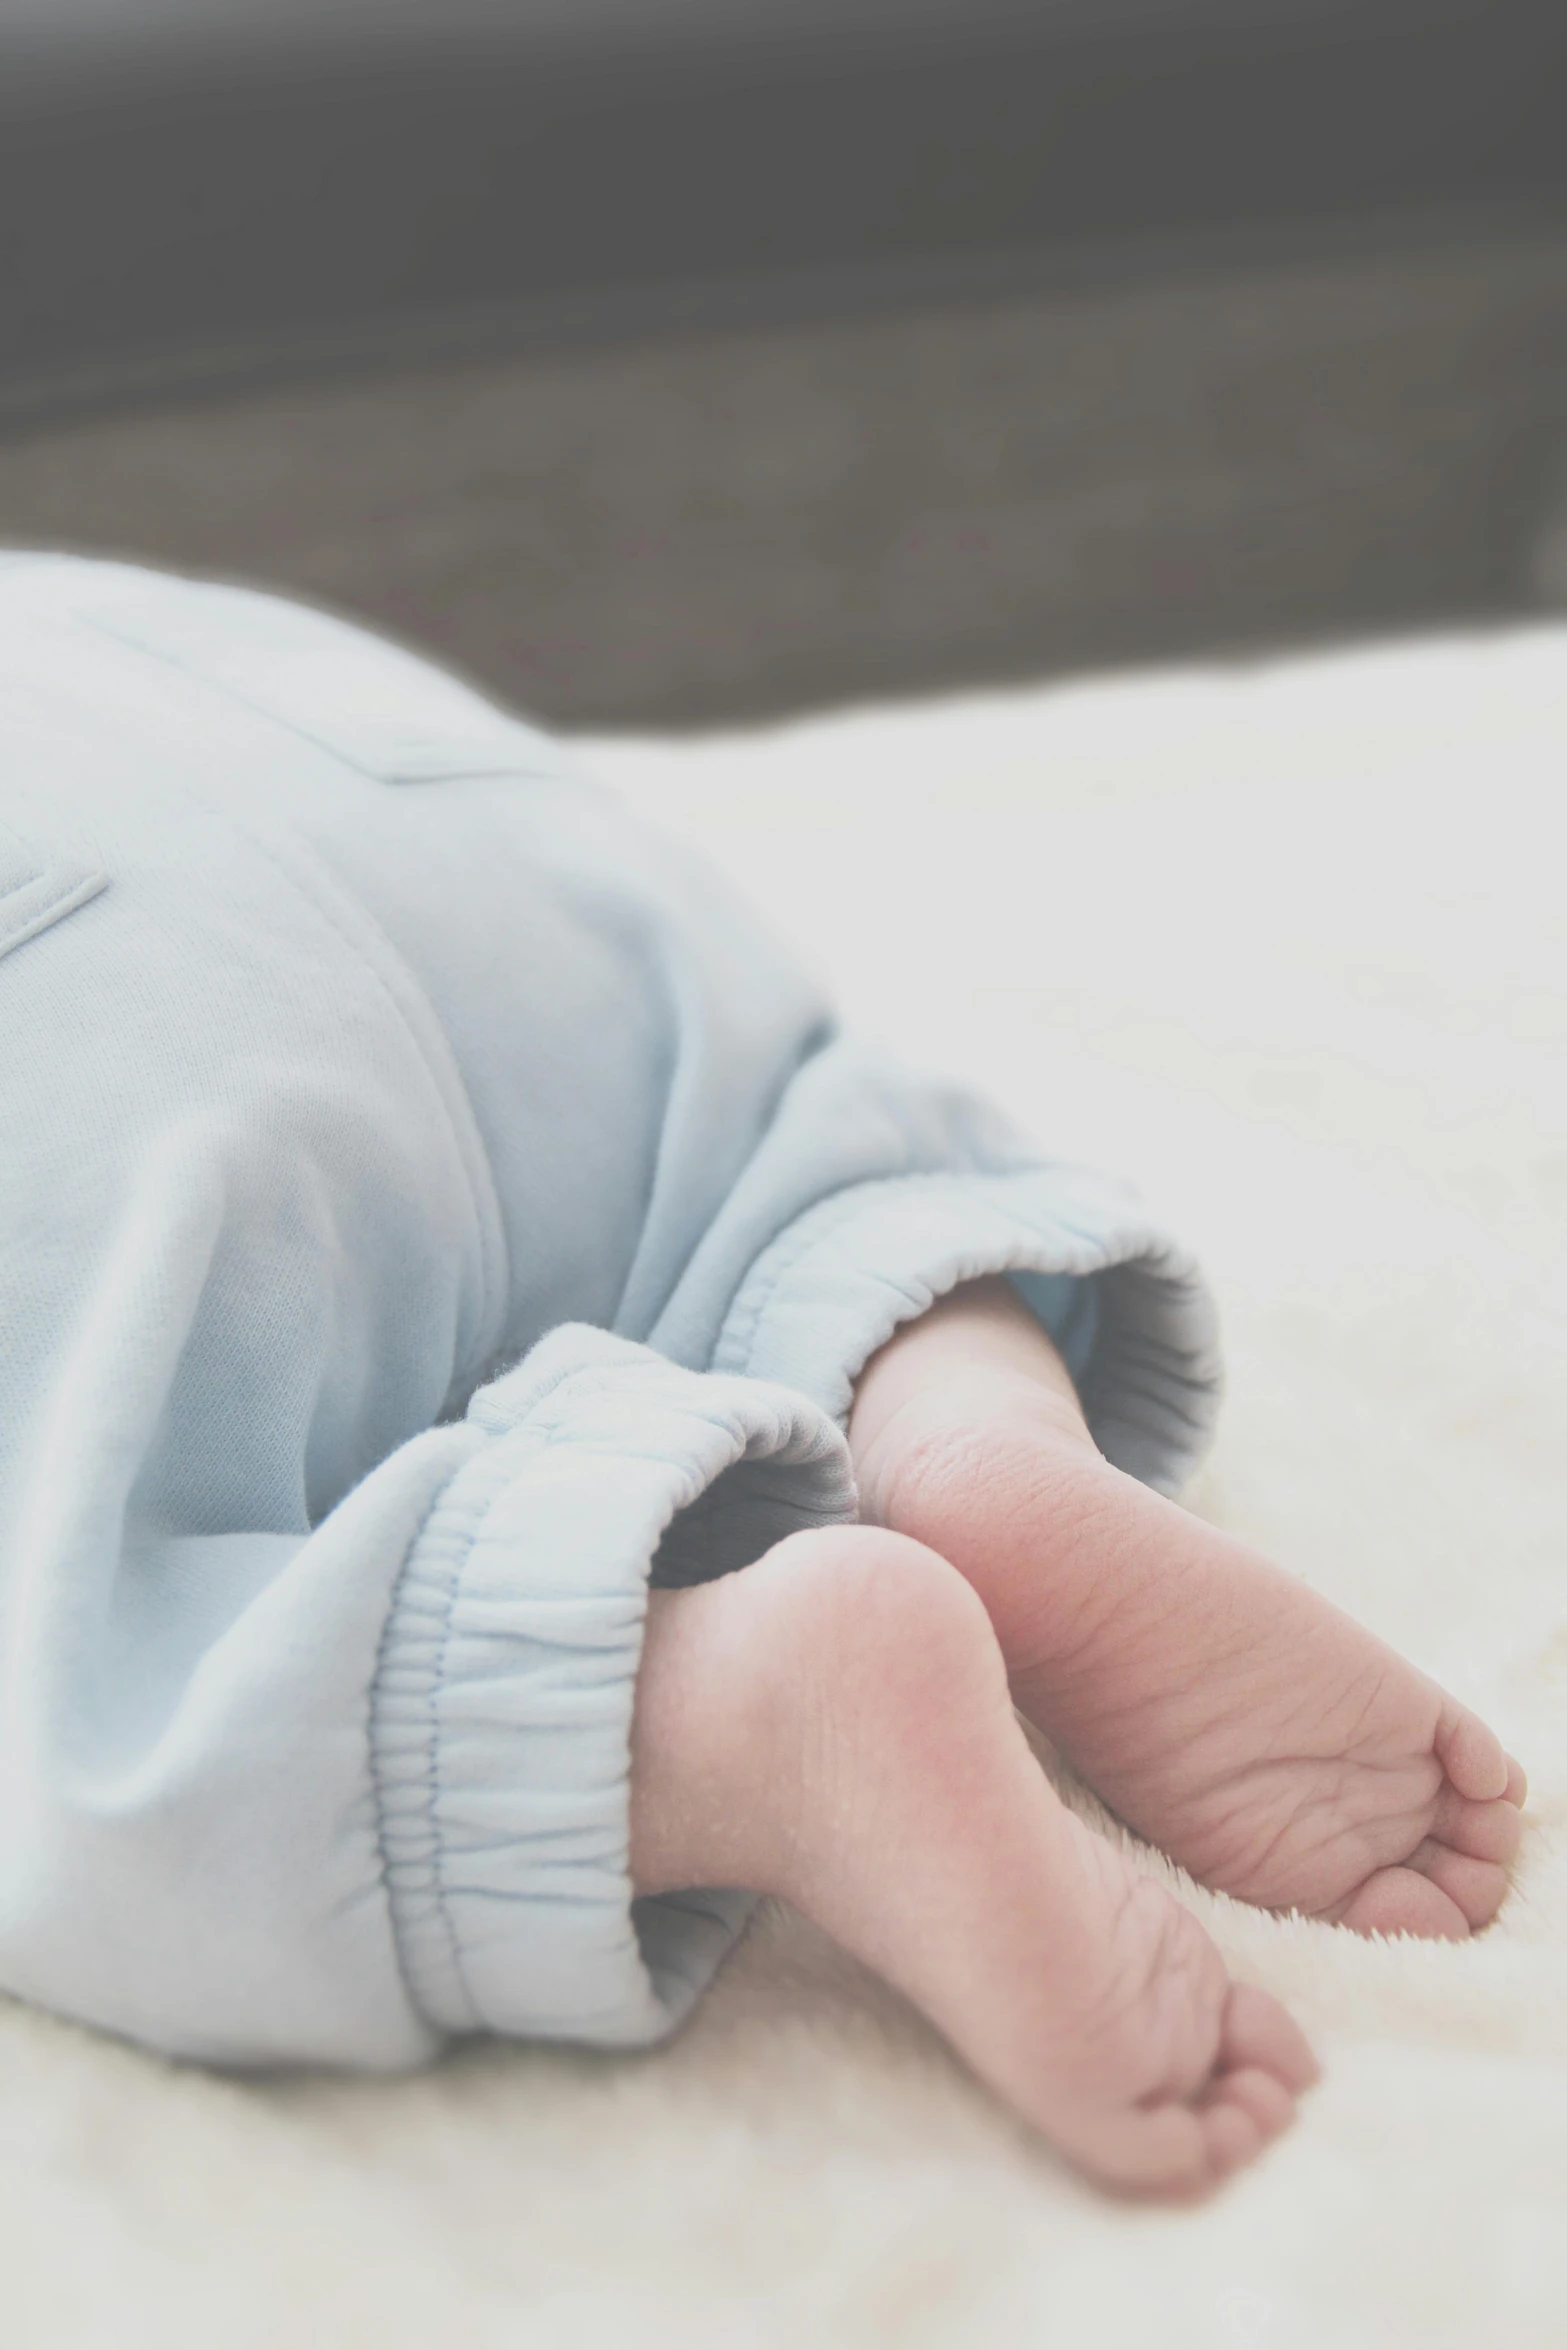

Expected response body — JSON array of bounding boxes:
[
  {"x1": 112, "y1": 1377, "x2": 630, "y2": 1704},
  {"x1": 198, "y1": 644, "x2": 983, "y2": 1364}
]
[
  {"x1": 849, "y1": 1281, "x2": 1527, "y2": 1938},
  {"x1": 631, "y1": 1527, "x2": 1316, "y2": 2196}
]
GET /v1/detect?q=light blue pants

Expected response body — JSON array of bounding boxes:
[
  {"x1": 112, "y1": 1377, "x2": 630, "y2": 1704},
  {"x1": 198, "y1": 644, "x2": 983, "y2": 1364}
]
[{"x1": 0, "y1": 555, "x2": 1220, "y2": 2067}]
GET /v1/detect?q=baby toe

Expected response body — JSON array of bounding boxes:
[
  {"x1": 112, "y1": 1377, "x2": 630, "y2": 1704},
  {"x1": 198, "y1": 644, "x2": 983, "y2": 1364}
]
[
  {"x1": 1411, "y1": 1843, "x2": 1511, "y2": 1930},
  {"x1": 1431, "y1": 1785, "x2": 1524, "y2": 1864},
  {"x1": 1197, "y1": 2096, "x2": 1266, "y2": 2181},
  {"x1": 1504, "y1": 1754, "x2": 1529, "y2": 1807},
  {"x1": 1219, "y1": 1983, "x2": 1319, "y2": 2094},
  {"x1": 1436, "y1": 1707, "x2": 1510, "y2": 1802},
  {"x1": 1210, "y1": 2065, "x2": 1297, "y2": 2146},
  {"x1": 1079, "y1": 2103, "x2": 1213, "y2": 2200},
  {"x1": 1336, "y1": 1865, "x2": 1471, "y2": 1941}
]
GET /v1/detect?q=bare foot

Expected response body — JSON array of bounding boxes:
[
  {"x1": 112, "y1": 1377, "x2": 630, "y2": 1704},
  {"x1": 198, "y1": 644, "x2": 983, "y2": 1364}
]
[
  {"x1": 631, "y1": 1527, "x2": 1317, "y2": 2195},
  {"x1": 850, "y1": 1282, "x2": 1527, "y2": 1941}
]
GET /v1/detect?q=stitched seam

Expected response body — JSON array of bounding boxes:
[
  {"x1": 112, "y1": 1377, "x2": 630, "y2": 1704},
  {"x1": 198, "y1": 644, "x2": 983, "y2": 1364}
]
[
  {"x1": 723, "y1": 1171, "x2": 1049, "y2": 1376},
  {"x1": 72, "y1": 722, "x2": 512, "y2": 1391},
  {"x1": 718, "y1": 1170, "x2": 1221, "y2": 1479},
  {"x1": 217, "y1": 824, "x2": 510, "y2": 1386},
  {"x1": 379, "y1": 1357, "x2": 788, "y2": 2035},
  {"x1": 425, "y1": 1403, "x2": 654, "y2": 2029},
  {"x1": 424, "y1": 1476, "x2": 480, "y2": 2026},
  {"x1": 57, "y1": 605, "x2": 513, "y2": 1374},
  {"x1": 721, "y1": 1179, "x2": 906, "y2": 1376},
  {"x1": 0, "y1": 865, "x2": 108, "y2": 957},
  {"x1": 722, "y1": 1166, "x2": 1162, "y2": 1377},
  {"x1": 368, "y1": 1443, "x2": 477, "y2": 2029}
]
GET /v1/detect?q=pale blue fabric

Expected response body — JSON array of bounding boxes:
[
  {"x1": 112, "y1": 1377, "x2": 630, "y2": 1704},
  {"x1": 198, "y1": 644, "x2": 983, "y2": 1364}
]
[{"x1": 0, "y1": 553, "x2": 1222, "y2": 2067}]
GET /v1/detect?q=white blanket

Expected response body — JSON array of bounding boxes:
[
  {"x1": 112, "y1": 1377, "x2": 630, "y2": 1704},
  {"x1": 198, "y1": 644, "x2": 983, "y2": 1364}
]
[{"x1": 2, "y1": 629, "x2": 1563, "y2": 2348}]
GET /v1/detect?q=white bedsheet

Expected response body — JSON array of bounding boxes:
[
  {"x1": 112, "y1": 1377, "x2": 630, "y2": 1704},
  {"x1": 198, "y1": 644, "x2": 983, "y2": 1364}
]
[{"x1": 3, "y1": 626, "x2": 1564, "y2": 2348}]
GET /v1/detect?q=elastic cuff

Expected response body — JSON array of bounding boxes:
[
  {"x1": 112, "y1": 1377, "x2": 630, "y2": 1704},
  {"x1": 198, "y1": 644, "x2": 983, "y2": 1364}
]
[
  {"x1": 370, "y1": 1325, "x2": 854, "y2": 2049},
  {"x1": 711, "y1": 1165, "x2": 1223, "y2": 1495}
]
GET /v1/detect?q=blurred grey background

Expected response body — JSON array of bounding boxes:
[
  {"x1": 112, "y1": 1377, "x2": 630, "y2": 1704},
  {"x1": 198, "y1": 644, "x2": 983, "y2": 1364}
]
[{"x1": 3, "y1": 0, "x2": 1567, "y2": 727}]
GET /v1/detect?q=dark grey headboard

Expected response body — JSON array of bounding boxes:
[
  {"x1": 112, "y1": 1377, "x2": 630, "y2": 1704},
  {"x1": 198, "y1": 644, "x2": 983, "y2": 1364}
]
[{"x1": 5, "y1": 0, "x2": 1566, "y2": 423}]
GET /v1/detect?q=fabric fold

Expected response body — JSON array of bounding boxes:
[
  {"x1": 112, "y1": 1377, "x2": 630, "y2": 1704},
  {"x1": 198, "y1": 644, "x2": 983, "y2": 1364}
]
[
  {"x1": 711, "y1": 1164, "x2": 1223, "y2": 1496},
  {"x1": 371, "y1": 1325, "x2": 855, "y2": 2048},
  {"x1": 0, "y1": 554, "x2": 1230, "y2": 2070}
]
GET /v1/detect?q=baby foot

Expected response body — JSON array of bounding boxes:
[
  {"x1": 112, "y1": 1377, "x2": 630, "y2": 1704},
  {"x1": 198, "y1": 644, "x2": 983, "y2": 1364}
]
[
  {"x1": 851, "y1": 1288, "x2": 1527, "y2": 1941},
  {"x1": 633, "y1": 1527, "x2": 1317, "y2": 2195}
]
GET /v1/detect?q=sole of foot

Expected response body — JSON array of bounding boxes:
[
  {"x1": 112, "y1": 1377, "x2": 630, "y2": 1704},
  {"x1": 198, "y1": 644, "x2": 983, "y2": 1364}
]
[
  {"x1": 855, "y1": 1374, "x2": 1526, "y2": 1942},
  {"x1": 635, "y1": 1527, "x2": 1319, "y2": 2196}
]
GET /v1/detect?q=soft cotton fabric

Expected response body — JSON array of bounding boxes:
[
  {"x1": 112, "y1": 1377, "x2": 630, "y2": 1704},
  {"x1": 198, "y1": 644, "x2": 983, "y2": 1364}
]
[
  {"x1": 0, "y1": 554, "x2": 1219, "y2": 2065},
  {"x1": 0, "y1": 617, "x2": 1560, "y2": 2350}
]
